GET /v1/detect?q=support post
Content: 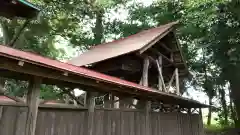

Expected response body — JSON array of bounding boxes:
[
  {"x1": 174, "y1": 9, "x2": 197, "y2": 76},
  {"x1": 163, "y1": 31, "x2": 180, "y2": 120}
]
[
  {"x1": 135, "y1": 57, "x2": 150, "y2": 110},
  {"x1": 199, "y1": 108, "x2": 205, "y2": 135},
  {"x1": 25, "y1": 77, "x2": 42, "y2": 135},
  {"x1": 142, "y1": 57, "x2": 149, "y2": 86},
  {"x1": 175, "y1": 68, "x2": 180, "y2": 95},
  {"x1": 87, "y1": 92, "x2": 95, "y2": 135},
  {"x1": 142, "y1": 57, "x2": 150, "y2": 135},
  {"x1": 158, "y1": 56, "x2": 163, "y2": 91},
  {"x1": 156, "y1": 58, "x2": 166, "y2": 92},
  {"x1": 114, "y1": 96, "x2": 119, "y2": 108},
  {"x1": 104, "y1": 93, "x2": 111, "y2": 108}
]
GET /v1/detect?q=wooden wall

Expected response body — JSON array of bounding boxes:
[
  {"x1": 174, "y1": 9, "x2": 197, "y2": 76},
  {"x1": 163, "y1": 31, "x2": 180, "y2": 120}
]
[{"x1": 0, "y1": 104, "x2": 204, "y2": 135}]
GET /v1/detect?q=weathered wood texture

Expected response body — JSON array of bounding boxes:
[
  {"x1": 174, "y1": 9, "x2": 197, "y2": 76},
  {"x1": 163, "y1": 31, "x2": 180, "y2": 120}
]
[
  {"x1": 0, "y1": 105, "x2": 204, "y2": 135},
  {"x1": 0, "y1": 106, "x2": 28, "y2": 135}
]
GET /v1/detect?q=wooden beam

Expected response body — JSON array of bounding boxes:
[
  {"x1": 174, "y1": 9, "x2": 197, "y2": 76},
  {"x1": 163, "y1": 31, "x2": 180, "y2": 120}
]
[
  {"x1": 175, "y1": 68, "x2": 180, "y2": 95},
  {"x1": 156, "y1": 59, "x2": 166, "y2": 92},
  {"x1": 139, "y1": 28, "x2": 173, "y2": 54},
  {"x1": 167, "y1": 69, "x2": 176, "y2": 92},
  {"x1": 164, "y1": 62, "x2": 184, "y2": 67},
  {"x1": 25, "y1": 77, "x2": 42, "y2": 135},
  {"x1": 158, "y1": 56, "x2": 163, "y2": 91},
  {"x1": 160, "y1": 43, "x2": 173, "y2": 52},
  {"x1": 149, "y1": 48, "x2": 174, "y2": 65},
  {"x1": 142, "y1": 57, "x2": 151, "y2": 135},
  {"x1": 86, "y1": 92, "x2": 96, "y2": 135},
  {"x1": 142, "y1": 57, "x2": 149, "y2": 86},
  {"x1": 0, "y1": 58, "x2": 145, "y2": 97}
]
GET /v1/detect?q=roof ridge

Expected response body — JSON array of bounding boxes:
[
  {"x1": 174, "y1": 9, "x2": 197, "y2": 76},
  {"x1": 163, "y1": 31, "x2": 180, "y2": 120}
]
[{"x1": 90, "y1": 21, "x2": 179, "y2": 50}]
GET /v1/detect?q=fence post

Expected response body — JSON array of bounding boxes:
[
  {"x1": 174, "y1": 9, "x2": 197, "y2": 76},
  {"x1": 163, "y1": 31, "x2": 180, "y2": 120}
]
[
  {"x1": 25, "y1": 76, "x2": 42, "y2": 135},
  {"x1": 87, "y1": 92, "x2": 96, "y2": 135}
]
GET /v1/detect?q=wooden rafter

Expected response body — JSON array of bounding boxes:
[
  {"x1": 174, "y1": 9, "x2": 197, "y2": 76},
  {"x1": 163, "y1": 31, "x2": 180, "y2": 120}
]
[
  {"x1": 139, "y1": 28, "x2": 173, "y2": 54},
  {"x1": 149, "y1": 48, "x2": 174, "y2": 65},
  {"x1": 160, "y1": 43, "x2": 173, "y2": 52}
]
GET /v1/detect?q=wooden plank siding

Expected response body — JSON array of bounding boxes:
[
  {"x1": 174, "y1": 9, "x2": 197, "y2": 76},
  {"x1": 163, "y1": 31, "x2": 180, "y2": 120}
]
[{"x1": 0, "y1": 105, "x2": 204, "y2": 135}]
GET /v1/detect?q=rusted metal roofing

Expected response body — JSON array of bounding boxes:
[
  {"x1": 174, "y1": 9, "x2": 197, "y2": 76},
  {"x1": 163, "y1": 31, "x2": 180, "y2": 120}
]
[
  {"x1": 0, "y1": 95, "x2": 16, "y2": 102},
  {"x1": 69, "y1": 22, "x2": 178, "y2": 66},
  {"x1": 0, "y1": 45, "x2": 207, "y2": 108}
]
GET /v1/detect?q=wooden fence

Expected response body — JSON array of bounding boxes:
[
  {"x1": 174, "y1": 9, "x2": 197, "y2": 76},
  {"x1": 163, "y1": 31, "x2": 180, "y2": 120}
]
[{"x1": 0, "y1": 104, "x2": 204, "y2": 135}]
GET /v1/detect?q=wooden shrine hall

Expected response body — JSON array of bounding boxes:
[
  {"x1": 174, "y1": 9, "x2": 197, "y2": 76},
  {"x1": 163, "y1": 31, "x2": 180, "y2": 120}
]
[
  {"x1": 0, "y1": 1, "x2": 207, "y2": 135},
  {"x1": 69, "y1": 22, "x2": 190, "y2": 108}
]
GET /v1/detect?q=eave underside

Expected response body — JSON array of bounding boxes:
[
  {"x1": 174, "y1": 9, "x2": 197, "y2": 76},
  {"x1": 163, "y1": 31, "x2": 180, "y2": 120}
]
[{"x1": 0, "y1": 55, "x2": 205, "y2": 108}]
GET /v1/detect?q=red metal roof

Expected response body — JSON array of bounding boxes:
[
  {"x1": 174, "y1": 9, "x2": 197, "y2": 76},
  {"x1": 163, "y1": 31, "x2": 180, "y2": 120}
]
[
  {"x1": 0, "y1": 95, "x2": 16, "y2": 102},
  {"x1": 69, "y1": 22, "x2": 178, "y2": 66},
  {"x1": 0, "y1": 45, "x2": 207, "y2": 108}
]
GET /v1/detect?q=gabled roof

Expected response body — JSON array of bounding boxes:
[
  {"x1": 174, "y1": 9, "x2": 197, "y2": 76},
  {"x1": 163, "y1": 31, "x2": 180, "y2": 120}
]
[
  {"x1": 0, "y1": 0, "x2": 40, "y2": 19},
  {"x1": 0, "y1": 45, "x2": 207, "y2": 108},
  {"x1": 69, "y1": 22, "x2": 179, "y2": 66}
]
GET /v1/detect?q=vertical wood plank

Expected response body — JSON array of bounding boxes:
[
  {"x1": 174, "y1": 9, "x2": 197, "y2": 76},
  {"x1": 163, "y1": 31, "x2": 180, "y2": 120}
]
[
  {"x1": 142, "y1": 57, "x2": 150, "y2": 135},
  {"x1": 175, "y1": 68, "x2": 180, "y2": 95},
  {"x1": 25, "y1": 77, "x2": 42, "y2": 135},
  {"x1": 145, "y1": 101, "x2": 151, "y2": 135},
  {"x1": 142, "y1": 57, "x2": 149, "y2": 86},
  {"x1": 0, "y1": 106, "x2": 3, "y2": 122},
  {"x1": 87, "y1": 92, "x2": 95, "y2": 135}
]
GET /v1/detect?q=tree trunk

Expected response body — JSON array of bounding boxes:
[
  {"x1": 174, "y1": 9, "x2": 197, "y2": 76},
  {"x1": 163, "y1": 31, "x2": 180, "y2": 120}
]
[
  {"x1": 229, "y1": 88, "x2": 237, "y2": 125},
  {"x1": 229, "y1": 81, "x2": 240, "y2": 127},
  {"x1": 92, "y1": 10, "x2": 104, "y2": 45},
  {"x1": 207, "y1": 98, "x2": 213, "y2": 126},
  {"x1": 219, "y1": 87, "x2": 228, "y2": 125}
]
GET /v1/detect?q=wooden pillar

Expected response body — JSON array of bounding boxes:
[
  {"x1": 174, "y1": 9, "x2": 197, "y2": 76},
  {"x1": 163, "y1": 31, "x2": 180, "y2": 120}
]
[
  {"x1": 119, "y1": 97, "x2": 125, "y2": 109},
  {"x1": 156, "y1": 56, "x2": 166, "y2": 92},
  {"x1": 114, "y1": 96, "x2": 119, "y2": 108},
  {"x1": 142, "y1": 57, "x2": 150, "y2": 135},
  {"x1": 87, "y1": 92, "x2": 95, "y2": 135},
  {"x1": 104, "y1": 93, "x2": 111, "y2": 108},
  {"x1": 158, "y1": 56, "x2": 163, "y2": 91},
  {"x1": 142, "y1": 57, "x2": 149, "y2": 86},
  {"x1": 25, "y1": 77, "x2": 42, "y2": 135},
  {"x1": 199, "y1": 108, "x2": 205, "y2": 135},
  {"x1": 175, "y1": 68, "x2": 180, "y2": 95}
]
